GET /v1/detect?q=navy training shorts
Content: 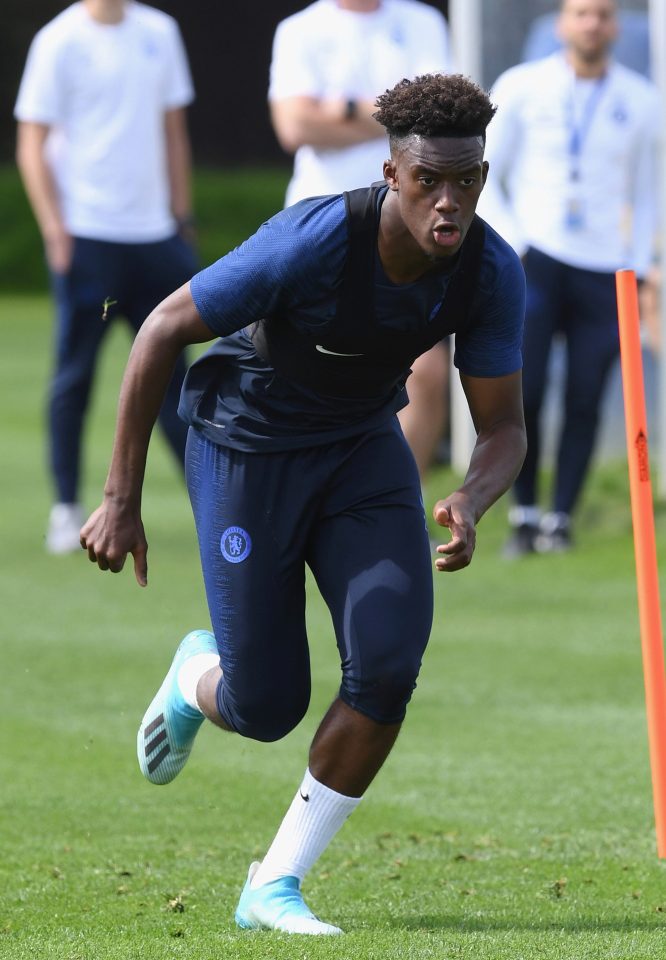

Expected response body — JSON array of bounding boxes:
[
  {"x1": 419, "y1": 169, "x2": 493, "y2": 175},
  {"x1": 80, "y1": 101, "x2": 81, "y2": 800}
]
[{"x1": 185, "y1": 418, "x2": 434, "y2": 741}]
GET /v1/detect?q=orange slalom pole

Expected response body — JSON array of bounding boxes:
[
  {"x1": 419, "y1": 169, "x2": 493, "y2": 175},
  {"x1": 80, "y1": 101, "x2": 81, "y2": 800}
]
[{"x1": 616, "y1": 268, "x2": 666, "y2": 858}]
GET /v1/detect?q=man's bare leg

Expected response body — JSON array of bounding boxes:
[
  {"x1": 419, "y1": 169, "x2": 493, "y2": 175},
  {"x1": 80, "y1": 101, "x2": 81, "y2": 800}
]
[
  {"x1": 196, "y1": 670, "x2": 402, "y2": 933},
  {"x1": 398, "y1": 341, "x2": 449, "y2": 480},
  {"x1": 245, "y1": 698, "x2": 399, "y2": 893},
  {"x1": 197, "y1": 665, "x2": 233, "y2": 730},
  {"x1": 308, "y1": 698, "x2": 401, "y2": 796},
  {"x1": 197, "y1": 668, "x2": 400, "y2": 795}
]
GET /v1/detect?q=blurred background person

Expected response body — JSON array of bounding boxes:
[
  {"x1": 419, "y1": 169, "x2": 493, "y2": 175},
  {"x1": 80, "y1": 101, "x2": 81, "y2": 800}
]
[
  {"x1": 269, "y1": 0, "x2": 452, "y2": 206},
  {"x1": 521, "y1": 0, "x2": 662, "y2": 353},
  {"x1": 14, "y1": 0, "x2": 197, "y2": 555},
  {"x1": 521, "y1": 2, "x2": 650, "y2": 74},
  {"x1": 268, "y1": 0, "x2": 453, "y2": 481},
  {"x1": 476, "y1": 0, "x2": 660, "y2": 555}
]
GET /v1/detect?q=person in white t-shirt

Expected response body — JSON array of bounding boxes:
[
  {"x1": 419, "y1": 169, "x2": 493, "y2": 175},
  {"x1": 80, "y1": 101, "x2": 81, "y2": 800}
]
[
  {"x1": 269, "y1": 0, "x2": 451, "y2": 206},
  {"x1": 269, "y1": 0, "x2": 453, "y2": 480},
  {"x1": 15, "y1": 0, "x2": 197, "y2": 554},
  {"x1": 476, "y1": 0, "x2": 659, "y2": 555}
]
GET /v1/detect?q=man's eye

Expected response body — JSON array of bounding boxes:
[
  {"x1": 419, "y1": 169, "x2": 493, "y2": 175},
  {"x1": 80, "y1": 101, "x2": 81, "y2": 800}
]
[
  {"x1": 419, "y1": 176, "x2": 435, "y2": 186},
  {"x1": 460, "y1": 177, "x2": 477, "y2": 186}
]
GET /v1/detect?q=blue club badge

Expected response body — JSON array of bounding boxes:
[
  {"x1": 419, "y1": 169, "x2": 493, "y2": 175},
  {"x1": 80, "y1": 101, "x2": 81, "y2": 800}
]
[
  {"x1": 612, "y1": 104, "x2": 628, "y2": 124},
  {"x1": 220, "y1": 526, "x2": 252, "y2": 563}
]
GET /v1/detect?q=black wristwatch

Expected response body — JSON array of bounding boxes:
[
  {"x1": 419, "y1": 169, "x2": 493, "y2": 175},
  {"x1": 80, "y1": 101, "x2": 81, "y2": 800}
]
[{"x1": 344, "y1": 98, "x2": 359, "y2": 121}]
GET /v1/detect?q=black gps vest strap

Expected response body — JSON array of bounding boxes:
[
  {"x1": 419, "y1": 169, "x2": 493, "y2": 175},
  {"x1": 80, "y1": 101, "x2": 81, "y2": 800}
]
[
  {"x1": 252, "y1": 184, "x2": 486, "y2": 399},
  {"x1": 337, "y1": 184, "x2": 485, "y2": 345}
]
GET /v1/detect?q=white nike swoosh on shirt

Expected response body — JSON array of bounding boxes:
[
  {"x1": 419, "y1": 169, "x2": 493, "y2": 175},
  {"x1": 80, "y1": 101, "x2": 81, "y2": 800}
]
[{"x1": 315, "y1": 344, "x2": 364, "y2": 357}]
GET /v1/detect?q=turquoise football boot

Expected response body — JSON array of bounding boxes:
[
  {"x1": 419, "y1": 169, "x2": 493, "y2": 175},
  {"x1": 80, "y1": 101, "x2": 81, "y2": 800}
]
[
  {"x1": 137, "y1": 629, "x2": 218, "y2": 785},
  {"x1": 235, "y1": 862, "x2": 343, "y2": 935}
]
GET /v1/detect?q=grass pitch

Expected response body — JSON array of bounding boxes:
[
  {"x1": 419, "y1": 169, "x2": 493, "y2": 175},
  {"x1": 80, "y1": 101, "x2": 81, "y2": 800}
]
[{"x1": 2, "y1": 294, "x2": 666, "y2": 959}]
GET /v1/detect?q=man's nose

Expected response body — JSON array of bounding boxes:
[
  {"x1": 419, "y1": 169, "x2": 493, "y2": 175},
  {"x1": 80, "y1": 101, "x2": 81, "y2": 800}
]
[{"x1": 435, "y1": 185, "x2": 459, "y2": 213}]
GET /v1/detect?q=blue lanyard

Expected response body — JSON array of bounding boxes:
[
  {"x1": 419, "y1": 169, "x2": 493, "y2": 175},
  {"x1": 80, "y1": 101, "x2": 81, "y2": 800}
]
[{"x1": 566, "y1": 74, "x2": 608, "y2": 181}]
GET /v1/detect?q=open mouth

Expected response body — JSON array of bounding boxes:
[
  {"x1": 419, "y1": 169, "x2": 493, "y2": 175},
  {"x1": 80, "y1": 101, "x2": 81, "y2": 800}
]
[{"x1": 433, "y1": 223, "x2": 461, "y2": 248}]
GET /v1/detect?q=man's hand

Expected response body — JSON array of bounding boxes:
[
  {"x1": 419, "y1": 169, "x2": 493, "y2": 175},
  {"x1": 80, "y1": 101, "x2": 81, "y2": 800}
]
[
  {"x1": 80, "y1": 501, "x2": 148, "y2": 587},
  {"x1": 43, "y1": 224, "x2": 73, "y2": 274},
  {"x1": 432, "y1": 493, "x2": 477, "y2": 572}
]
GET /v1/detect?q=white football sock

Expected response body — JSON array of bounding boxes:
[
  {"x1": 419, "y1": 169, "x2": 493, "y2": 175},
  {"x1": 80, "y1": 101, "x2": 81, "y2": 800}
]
[
  {"x1": 250, "y1": 769, "x2": 361, "y2": 889},
  {"x1": 508, "y1": 504, "x2": 541, "y2": 527},
  {"x1": 177, "y1": 653, "x2": 220, "y2": 712},
  {"x1": 540, "y1": 511, "x2": 570, "y2": 533}
]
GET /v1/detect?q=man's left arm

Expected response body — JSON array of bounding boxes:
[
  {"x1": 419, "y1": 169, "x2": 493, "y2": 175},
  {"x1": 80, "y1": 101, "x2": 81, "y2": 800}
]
[
  {"x1": 165, "y1": 106, "x2": 194, "y2": 239},
  {"x1": 433, "y1": 370, "x2": 526, "y2": 572}
]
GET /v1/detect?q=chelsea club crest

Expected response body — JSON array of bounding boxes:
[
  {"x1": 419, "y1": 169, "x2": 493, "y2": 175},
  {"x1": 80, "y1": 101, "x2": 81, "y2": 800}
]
[{"x1": 220, "y1": 526, "x2": 252, "y2": 563}]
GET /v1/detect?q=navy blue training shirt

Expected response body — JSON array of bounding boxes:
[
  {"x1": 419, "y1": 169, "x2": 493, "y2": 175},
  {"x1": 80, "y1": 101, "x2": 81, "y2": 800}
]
[{"x1": 180, "y1": 190, "x2": 525, "y2": 452}]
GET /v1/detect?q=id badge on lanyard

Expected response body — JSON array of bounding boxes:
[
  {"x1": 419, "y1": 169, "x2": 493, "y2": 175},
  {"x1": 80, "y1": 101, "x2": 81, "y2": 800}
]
[
  {"x1": 564, "y1": 196, "x2": 585, "y2": 231},
  {"x1": 564, "y1": 73, "x2": 607, "y2": 232}
]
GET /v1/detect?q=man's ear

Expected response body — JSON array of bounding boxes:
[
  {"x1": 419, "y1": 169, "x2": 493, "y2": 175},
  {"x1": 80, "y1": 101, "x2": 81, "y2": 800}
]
[
  {"x1": 481, "y1": 160, "x2": 489, "y2": 188},
  {"x1": 383, "y1": 158, "x2": 398, "y2": 191}
]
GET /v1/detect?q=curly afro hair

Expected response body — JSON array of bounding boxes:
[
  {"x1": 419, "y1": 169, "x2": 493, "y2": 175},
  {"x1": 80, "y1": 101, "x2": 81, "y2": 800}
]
[{"x1": 374, "y1": 73, "x2": 496, "y2": 144}]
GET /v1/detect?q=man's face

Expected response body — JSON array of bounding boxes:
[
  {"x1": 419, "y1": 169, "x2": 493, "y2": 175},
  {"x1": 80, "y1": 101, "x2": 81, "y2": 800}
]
[
  {"x1": 557, "y1": 0, "x2": 618, "y2": 63},
  {"x1": 383, "y1": 135, "x2": 488, "y2": 262}
]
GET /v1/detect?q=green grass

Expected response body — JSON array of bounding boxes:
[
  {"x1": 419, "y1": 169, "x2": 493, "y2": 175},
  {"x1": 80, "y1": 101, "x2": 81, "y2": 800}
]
[{"x1": 2, "y1": 294, "x2": 666, "y2": 959}]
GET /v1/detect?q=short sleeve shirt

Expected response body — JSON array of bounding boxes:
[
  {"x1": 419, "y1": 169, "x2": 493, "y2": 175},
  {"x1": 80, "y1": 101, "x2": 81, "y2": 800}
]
[
  {"x1": 180, "y1": 193, "x2": 524, "y2": 452},
  {"x1": 14, "y1": 1, "x2": 194, "y2": 241}
]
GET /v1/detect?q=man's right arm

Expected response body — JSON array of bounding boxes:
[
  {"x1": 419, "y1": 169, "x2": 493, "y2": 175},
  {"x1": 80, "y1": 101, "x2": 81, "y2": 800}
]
[
  {"x1": 268, "y1": 14, "x2": 385, "y2": 153},
  {"x1": 16, "y1": 121, "x2": 71, "y2": 273},
  {"x1": 80, "y1": 284, "x2": 214, "y2": 586}
]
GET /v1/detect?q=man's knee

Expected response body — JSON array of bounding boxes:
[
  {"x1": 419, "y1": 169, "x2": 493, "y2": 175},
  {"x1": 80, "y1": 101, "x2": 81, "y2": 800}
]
[
  {"x1": 216, "y1": 678, "x2": 310, "y2": 743},
  {"x1": 340, "y1": 656, "x2": 422, "y2": 725}
]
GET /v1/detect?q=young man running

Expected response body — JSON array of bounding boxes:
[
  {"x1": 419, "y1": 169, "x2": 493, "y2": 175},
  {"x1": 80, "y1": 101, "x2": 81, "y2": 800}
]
[{"x1": 81, "y1": 72, "x2": 527, "y2": 935}]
